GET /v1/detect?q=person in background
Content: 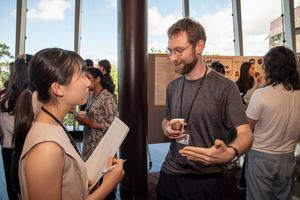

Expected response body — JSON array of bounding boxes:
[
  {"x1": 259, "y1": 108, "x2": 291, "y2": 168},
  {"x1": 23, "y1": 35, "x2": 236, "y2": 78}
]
[
  {"x1": 211, "y1": 61, "x2": 225, "y2": 75},
  {"x1": 85, "y1": 59, "x2": 94, "y2": 68},
  {"x1": 14, "y1": 48, "x2": 124, "y2": 200},
  {"x1": 80, "y1": 59, "x2": 95, "y2": 111},
  {"x1": 157, "y1": 17, "x2": 253, "y2": 200},
  {"x1": 236, "y1": 62, "x2": 263, "y2": 105},
  {"x1": 0, "y1": 58, "x2": 29, "y2": 199},
  {"x1": 76, "y1": 67, "x2": 118, "y2": 200},
  {"x1": 98, "y1": 59, "x2": 115, "y2": 94},
  {"x1": 245, "y1": 46, "x2": 300, "y2": 200},
  {"x1": 76, "y1": 67, "x2": 118, "y2": 161},
  {"x1": 235, "y1": 62, "x2": 263, "y2": 190}
]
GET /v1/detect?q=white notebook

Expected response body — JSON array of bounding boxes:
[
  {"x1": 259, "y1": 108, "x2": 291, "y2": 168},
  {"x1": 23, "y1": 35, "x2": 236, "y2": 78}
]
[{"x1": 85, "y1": 117, "x2": 129, "y2": 187}]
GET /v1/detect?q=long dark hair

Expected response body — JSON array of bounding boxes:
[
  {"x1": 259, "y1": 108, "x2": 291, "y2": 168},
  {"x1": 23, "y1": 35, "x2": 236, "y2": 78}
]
[
  {"x1": 236, "y1": 62, "x2": 254, "y2": 94},
  {"x1": 14, "y1": 48, "x2": 85, "y2": 154},
  {"x1": 263, "y1": 46, "x2": 300, "y2": 90},
  {"x1": 84, "y1": 67, "x2": 113, "y2": 92},
  {"x1": 0, "y1": 58, "x2": 29, "y2": 113},
  {"x1": 98, "y1": 59, "x2": 115, "y2": 94}
]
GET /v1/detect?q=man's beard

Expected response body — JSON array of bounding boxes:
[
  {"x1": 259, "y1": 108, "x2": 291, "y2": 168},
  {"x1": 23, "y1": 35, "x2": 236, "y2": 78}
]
[{"x1": 175, "y1": 55, "x2": 198, "y2": 75}]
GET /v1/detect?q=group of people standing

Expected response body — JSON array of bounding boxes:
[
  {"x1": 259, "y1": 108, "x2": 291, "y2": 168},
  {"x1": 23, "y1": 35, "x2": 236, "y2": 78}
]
[
  {"x1": 0, "y1": 52, "x2": 122, "y2": 200},
  {"x1": 0, "y1": 17, "x2": 299, "y2": 200}
]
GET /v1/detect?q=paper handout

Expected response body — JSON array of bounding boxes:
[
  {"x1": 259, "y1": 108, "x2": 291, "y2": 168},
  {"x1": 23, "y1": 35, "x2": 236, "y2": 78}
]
[{"x1": 85, "y1": 117, "x2": 129, "y2": 186}]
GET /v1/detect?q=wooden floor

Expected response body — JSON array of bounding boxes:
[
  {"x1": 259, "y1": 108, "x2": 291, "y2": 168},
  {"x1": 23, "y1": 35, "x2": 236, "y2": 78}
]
[{"x1": 114, "y1": 143, "x2": 300, "y2": 200}]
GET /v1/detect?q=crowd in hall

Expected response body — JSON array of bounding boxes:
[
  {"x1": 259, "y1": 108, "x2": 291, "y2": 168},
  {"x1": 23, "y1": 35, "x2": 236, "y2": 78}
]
[{"x1": 0, "y1": 17, "x2": 300, "y2": 200}]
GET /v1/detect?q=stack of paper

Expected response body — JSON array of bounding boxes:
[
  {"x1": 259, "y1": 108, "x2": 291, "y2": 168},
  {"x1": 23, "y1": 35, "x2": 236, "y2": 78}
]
[{"x1": 85, "y1": 117, "x2": 129, "y2": 186}]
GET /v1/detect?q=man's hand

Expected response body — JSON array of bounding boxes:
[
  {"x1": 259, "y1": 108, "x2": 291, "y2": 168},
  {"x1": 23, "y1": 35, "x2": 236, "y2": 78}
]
[
  {"x1": 162, "y1": 119, "x2": 187, "y2": 139},
  {"x1": 179, "y1": 139, "x2": 236, "y2": 165}
]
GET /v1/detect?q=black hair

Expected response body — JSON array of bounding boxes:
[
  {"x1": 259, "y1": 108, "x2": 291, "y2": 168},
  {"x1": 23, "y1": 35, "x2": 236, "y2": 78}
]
[
  {"x1": 0, "y1": 58, "x2": 29, "y2": 113},
  {"x1": 84, "y1": 67, "x2": 114, "y2": 93},
  {"x1": 85, "y1": 59, "x2": 94, "y2": 67},
  {"x1": 25, "y1": 54, "x2": 33, "y2": 64},
  {"x1": 263, "y1": 46, "x2": 300, "y2": 90},
  {"x1": 236, "y1": 62, "x2": 254, "y2": 94},
  {"x1": 98, "y1": 59, "x2": 112, "y2": 73},
  {"x1": 211, "y1": 61, "x2": 225, "y2": 75},
  {"x1": 14, "y1": 48, "x2": 85, "y2": 154}
]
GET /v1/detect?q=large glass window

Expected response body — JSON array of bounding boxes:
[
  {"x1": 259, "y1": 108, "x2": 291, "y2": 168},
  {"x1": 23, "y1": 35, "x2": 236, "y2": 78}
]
[
  {"x1": 80, "y1": 0, "x2": 117, "y2": 63},
  {"x1": 294, "y1": 0, "x2": 300, "y2": 52},
  {"x1": 80, "y1": 0, "x2": 118, "y2": 95},
  {"x1": 241, "y1": 0, "x2": 282, "y2": 56},
  {"x1": 25, "y1": 0, "x2": 75, "y2": 54},
  {"x1": 190, "y1": 0, "x2": 234, "y2": 55},
  {"x1": 0, "y1": 1, "x2": 16, "y2": 89},
  {"x1": 148, "y1": 0, "x2": 182, "y2": 53}
]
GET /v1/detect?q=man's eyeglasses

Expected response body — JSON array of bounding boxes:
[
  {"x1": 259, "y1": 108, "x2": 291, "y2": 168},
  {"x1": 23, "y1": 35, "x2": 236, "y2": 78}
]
[{"x1": 165, "y1": 43, "x2": 192, "y2": 57}]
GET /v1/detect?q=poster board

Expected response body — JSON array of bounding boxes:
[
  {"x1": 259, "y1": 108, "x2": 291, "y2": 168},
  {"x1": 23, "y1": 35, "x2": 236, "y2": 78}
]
[{"x1": 153, "y1": 55, "x2": 263, "y2": 106}]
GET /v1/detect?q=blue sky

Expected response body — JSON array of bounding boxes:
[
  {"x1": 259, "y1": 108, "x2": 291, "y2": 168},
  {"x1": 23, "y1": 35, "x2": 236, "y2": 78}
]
[{"x1": 1, "y1": 0, "x2": 299, "y2": 64}]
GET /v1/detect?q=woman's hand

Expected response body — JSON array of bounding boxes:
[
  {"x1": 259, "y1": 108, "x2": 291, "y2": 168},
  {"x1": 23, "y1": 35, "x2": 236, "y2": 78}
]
[{"x1": 102, "y1": 157, "x2": 125, "y2": 188}]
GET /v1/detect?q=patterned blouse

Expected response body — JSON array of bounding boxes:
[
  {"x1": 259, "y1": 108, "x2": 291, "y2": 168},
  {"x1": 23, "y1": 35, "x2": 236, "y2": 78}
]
[{"x1": 82, "y1": 89, "x2": 118, "y2": 161}]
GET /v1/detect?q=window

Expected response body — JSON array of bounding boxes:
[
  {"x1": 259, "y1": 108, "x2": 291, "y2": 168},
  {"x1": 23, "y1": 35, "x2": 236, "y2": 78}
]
[
  {"x1": 148, "y1": 0, "x2": 182, "y2": 53},
  {"x1": 0, "y1": 1, "x2": 16, "y2": 89},
  {"x1": 190, "y1": 0, "x2": 234, "y2": 55},
  {"x1": 25, "y1": 0, "x2": 75, "y2": 54},
  {"x1": 241, "y1": 0, "x2": 282, "y2": 56},
  {"x1": 80, "y1": 0, "x2": 118, "y2": 96},
  {"x1": 80, "y1": 0, "x2": 117, "y2": 63},
  {"x1": 294, "y1": 0, "x2": 300, "y2": 52}
]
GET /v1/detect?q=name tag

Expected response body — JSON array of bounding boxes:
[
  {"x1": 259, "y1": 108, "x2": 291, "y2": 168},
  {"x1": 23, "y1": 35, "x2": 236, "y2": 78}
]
[{"x1": 176, "y1": 134, "x2": 189, "y2": 145}]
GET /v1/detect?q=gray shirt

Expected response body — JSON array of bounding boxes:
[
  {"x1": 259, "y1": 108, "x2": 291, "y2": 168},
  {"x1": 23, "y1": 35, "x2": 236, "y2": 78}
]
[{"x1": 162, "y1": 70, "x2": 248, "y2": 175}]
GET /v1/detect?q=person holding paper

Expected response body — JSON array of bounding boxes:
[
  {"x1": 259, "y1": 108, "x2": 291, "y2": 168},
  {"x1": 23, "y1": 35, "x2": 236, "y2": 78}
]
[
  {"x1": 157, "y1": 18, "x2": 253, "y2": 200},
  {"x1": 13, "y1": 48, "x2": 124, "y2": 200},
  {"x1": 76, "y1": 67, "x2": 118, "y2": 162}
]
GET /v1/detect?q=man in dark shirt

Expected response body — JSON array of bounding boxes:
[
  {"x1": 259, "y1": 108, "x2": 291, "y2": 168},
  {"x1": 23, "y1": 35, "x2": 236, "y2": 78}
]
[{"x1": 156, "y1": 18, "x2": 253, "y2": 200}]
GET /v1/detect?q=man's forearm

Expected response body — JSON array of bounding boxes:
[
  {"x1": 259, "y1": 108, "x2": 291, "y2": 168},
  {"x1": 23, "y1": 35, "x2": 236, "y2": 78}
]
[{"x1": 229, "y1": 124, "x2": 253, "y2": 156}]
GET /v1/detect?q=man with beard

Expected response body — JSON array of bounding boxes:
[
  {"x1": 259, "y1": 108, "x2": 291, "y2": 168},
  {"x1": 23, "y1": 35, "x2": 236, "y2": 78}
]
[{"x1": 156, "y1": 18, "x2": 253, "y2": 200}]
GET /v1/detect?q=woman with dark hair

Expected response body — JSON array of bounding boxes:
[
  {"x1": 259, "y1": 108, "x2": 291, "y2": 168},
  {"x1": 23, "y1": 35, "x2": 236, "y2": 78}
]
[
  {"x1": 236, "y1": 62, "x2": 263, "y2": 191},
  {"x1": 245, "y1": 46, "x2": 300, "y2": 200},
  {"x1": 14, "y1": 48, "x2": 124, "y2": 200},
  {"x1": 236, "y1": 62, "x2": 263, "y2": 105},
  {"x1": 98, "y1": 59, "x2": 115, "y2": 94},
  {"x1": 0, "y1": 58, "x2": 29, "y2": 199},
  {"x1": 76, "y1": 67, "x2": 118, "y2": 161}
]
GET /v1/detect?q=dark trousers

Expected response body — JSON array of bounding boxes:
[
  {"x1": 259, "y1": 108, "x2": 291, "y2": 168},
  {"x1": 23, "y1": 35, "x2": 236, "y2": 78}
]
[
  {"x1": 238, "y1": 154, "x2": 247, "y2": 188},
  {"x1": 156, "y1": 170, "x2": 223, "y2": 200},
  {"x1": 2, "y1": 148, "x2": 19, "y2": 200}
]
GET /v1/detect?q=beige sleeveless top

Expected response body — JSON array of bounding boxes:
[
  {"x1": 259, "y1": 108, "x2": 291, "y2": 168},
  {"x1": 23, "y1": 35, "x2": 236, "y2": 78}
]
[{"x1": 19, "y1": 122, "x2": 89, "y2": 200}]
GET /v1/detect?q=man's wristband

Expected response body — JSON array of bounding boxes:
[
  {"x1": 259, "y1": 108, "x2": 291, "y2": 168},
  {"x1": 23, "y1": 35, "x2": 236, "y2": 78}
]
[{"x1": 227, "y1": 145, "x2": 240, "y2": 158}]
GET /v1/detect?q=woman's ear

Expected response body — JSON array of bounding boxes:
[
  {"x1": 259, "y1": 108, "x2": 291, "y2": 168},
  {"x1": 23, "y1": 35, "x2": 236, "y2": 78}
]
[
  {"x1": 95, "y1": 76, "x2": 101, "y2": 84},
  {"x1": 50, "y1": 82, "x2": 64, "y2": 97}
]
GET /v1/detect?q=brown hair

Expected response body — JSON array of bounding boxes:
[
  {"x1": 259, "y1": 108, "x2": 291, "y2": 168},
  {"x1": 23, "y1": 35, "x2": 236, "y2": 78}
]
[{"x1": 167, "y1": 17, "x2": 206, "y2": 45}]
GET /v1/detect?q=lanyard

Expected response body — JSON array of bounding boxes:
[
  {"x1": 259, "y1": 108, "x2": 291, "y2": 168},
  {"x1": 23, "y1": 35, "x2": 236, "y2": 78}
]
[
  {"x1": 41, "y1": 106, "x2": 82, "y2": 158},
  {"x1": 180, "y1": 66, "x2": 208, "y2": 123},
  {"x1": 85, "y1": 88, "x2": 104, "y2": 112}
]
